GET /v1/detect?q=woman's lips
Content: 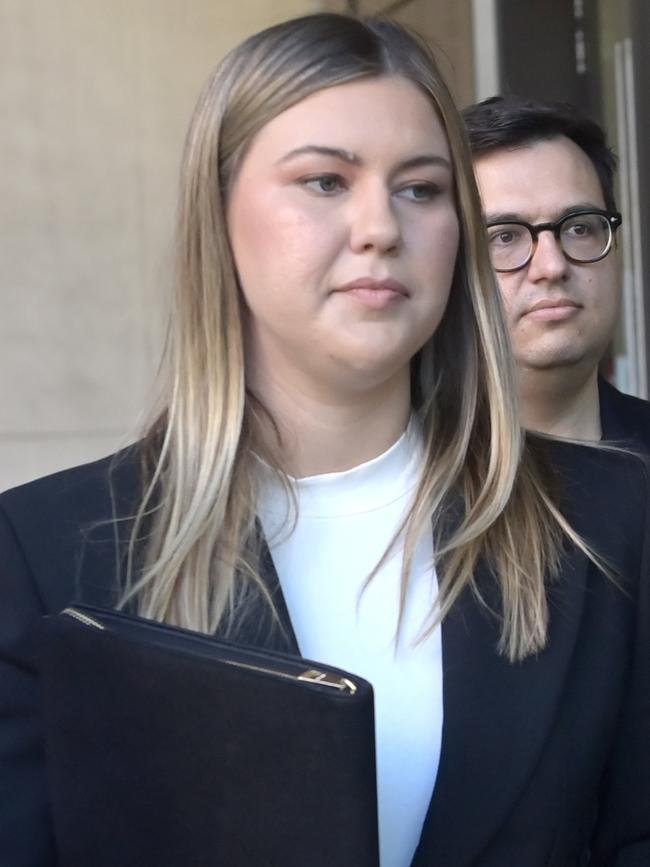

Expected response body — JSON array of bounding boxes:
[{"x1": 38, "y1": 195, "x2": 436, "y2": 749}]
[
  {"x1": 523, "y1": 298, "x2": 581, "y2": 322},
  {"x1": 333, "y1": 278, "x2": 410, "y2": 310}
]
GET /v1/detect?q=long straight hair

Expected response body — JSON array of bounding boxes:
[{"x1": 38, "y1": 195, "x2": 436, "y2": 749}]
[{"x1": 121, "y1": 13, "x2": 592, "y2": 661}]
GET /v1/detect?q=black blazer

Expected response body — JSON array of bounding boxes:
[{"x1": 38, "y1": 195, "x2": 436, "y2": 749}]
[
  {"x1": 599, "y1": 376, "x2": 650, "y2": 452},
  {"x1": 1, "y1": 441, "x2": 649, "y2": 866}
]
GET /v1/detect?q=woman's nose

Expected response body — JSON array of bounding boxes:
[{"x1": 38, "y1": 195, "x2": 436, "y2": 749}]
[{"x1": 348, "y1": 187, "x2": 402, "y2": 256}]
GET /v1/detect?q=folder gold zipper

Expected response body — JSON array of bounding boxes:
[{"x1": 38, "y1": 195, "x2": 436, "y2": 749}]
[
  {"x1": 61, "y1": 607, "x2": 357, "y2": 695},
  {"x1": 63, "y1": 607, "x2": 106, "y2": 630}
]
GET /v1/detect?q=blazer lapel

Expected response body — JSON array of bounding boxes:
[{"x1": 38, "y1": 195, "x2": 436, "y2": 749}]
[
  {"x1": 227, "y1": 532, "x2": 300, "y2": 655},
  {"x1": 413, "y1": 544, "x2": 589, "y2": 866}
]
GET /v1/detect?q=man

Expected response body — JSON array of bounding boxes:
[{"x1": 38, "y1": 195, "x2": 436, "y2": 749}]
[{"x1": 463, "y1": 95, "x2": 650, "y2": 447}]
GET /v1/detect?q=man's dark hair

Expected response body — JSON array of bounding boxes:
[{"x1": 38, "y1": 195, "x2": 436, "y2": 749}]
[{"x1": 462, "y1": 95, "x2": 618, "y2": 212}]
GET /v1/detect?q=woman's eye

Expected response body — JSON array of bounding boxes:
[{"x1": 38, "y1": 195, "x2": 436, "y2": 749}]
[
  {"x1": 300, "y1": 175, "x2": 345, "y2": 195},
  {"x1": 396, "y1": 182, "x2": 439, "y2": 202}
]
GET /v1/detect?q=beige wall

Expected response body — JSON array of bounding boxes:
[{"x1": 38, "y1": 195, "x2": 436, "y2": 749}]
[
  {"x1": 1, "y1": 0, "x2": 474, "y2": 491},
  {"x1": 0, "y1": 0, "x2": 317, "y2": 490},
  {"x1": 325, "y1": 0, "x2": 475, "y2": 105}
]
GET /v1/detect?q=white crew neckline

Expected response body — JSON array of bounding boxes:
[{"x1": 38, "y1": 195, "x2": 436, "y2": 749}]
[{"x1": 258, "y1": 418, "x2": 422, "y2": 519}]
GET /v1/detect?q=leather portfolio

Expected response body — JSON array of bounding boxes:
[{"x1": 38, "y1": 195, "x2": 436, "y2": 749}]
[{"x1": 38, "y1": 604, "x2": 379, "y2": 867}]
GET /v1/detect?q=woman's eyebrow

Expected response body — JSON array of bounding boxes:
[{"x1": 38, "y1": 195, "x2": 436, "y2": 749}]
[
  {"x1": 395, "y1": 154, "x2": 452, "y2": 173},
  {"x1": 276, "y1": 145, "x2": 361, "y2": 165},
  {"x1": 276, "y1": 146, "x2": 452, "y2": 173}
]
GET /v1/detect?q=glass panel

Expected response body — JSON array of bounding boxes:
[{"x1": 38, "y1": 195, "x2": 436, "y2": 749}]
[{"x1": 598, "y1": 0, "x2": 647, "y2": 396}]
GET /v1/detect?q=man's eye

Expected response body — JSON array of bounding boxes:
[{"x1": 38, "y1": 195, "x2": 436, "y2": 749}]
[
  {"x1": 396, "y1": 182, "x2": 439, "y2": 202},
  {"x1": 488, "y1": 227, "x2": 523, "y2": 246},
  {"x1": 300, "y1": 175, "x2": 345, "y2": 194},
  {"x1": 564, "y1": 221, "x2": 592, "y2": 237}
]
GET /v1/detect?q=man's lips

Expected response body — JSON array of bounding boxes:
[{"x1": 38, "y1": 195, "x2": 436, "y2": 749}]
[
  {"x1": 332, "y1": 278, "x2": 410, "y2": 310},
  {"x1": 522, "y1": 298, "x2": 582, "y2": 322}
]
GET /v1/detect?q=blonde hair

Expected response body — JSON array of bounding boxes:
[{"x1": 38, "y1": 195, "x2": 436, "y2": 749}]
[{"x1": 121, "y1": 13, "x2": 592, "y2": 661}]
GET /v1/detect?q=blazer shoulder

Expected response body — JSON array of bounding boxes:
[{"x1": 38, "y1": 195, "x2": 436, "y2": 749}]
[
  {"x1": 540, "y1": 432, "x2": 649, "y2": 497},
  {"x1": 538, "y1": 435, "x2": 650, "y2": 573},
  {"x1": 0, "y1": 445, "x2": 144, "y2": 612},
  {"x1": 1, "y1": 445, "x2": 141, "y2": 518}
]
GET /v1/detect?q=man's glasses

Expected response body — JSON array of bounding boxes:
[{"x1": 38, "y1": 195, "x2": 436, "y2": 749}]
[{"x1": 485, "y1": 209, "x2": 622, "y2": 273}]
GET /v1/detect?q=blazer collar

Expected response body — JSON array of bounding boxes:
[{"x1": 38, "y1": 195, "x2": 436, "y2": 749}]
[{"x1": 598, "y1": 375, "x2": 627, "y2": 441}]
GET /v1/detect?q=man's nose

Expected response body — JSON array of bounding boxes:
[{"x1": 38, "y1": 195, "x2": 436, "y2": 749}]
[
  {"x1": 348, "y1": 186, "x2": 402, "y2": 255},
  {"x1": 526, "y1": 229, "x2": 570, "y2": 282}
]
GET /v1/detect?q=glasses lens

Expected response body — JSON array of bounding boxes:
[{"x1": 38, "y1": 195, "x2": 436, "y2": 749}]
[
  {"x1": 486, "y1": 223, "x2": 533, "y2": 272},
  {"x1": 560, "y1": 213, "x2": 611, "y2": 262}
]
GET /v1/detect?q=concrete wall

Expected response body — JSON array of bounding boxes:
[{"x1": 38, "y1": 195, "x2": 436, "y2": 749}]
[{"x1": 1, "y1": 0, "x2": 474, "y2": 490}]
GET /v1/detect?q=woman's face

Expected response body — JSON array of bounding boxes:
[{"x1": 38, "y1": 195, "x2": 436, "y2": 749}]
[{"x1": 227, "y1": 75, "x2": 459, "y2": 398}]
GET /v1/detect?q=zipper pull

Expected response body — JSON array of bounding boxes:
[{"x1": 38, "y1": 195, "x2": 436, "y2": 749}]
[{"x1": 298, "y1": 669, "x2": 357, "y2": 695}]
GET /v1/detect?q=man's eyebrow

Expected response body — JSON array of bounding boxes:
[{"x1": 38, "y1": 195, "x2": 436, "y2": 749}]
[
  {"x1": 484, "y1": 212, "x2": 523, "y2": 224},
  {"x1": 276, "y1": 146, "x2": 452, "y2": 173},
  {"x1": 485, "y1": 202, "x2": 605, "y2": 224}
]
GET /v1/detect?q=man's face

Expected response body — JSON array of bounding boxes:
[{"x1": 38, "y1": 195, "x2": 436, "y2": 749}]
[{"x1": 474, "y1": 136, "x2": 620, "y2": 374}]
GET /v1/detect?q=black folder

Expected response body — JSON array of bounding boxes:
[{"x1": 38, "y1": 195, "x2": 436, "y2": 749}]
[{"x1": 39, "y1": 605, "x2": 379, "y2": 867}]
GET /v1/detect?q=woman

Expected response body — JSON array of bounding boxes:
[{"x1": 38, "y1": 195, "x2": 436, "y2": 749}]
[{"x1": 0, "y1": 13, "x2": 648, "y2": 867}]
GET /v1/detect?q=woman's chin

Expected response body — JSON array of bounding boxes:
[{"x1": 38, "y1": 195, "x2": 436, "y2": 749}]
[{"x1": 322, "y1": 349, "x2": 414, "y2": 396}]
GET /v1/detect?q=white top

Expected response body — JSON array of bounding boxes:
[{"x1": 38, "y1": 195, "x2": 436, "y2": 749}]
[{"x1": 257, "y1": 423, "x2": 443, "y2": 867}]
